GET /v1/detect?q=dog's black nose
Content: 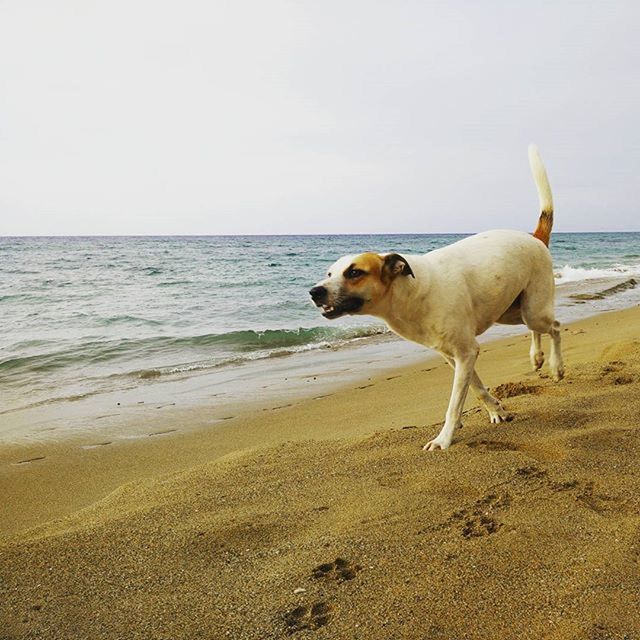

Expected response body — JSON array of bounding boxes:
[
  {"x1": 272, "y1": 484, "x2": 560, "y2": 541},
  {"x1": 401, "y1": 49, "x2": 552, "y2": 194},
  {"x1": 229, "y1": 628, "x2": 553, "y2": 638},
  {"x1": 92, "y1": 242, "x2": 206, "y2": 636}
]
[{"x1": 309, "y1": 286, "x2": 327, "y2": 304}]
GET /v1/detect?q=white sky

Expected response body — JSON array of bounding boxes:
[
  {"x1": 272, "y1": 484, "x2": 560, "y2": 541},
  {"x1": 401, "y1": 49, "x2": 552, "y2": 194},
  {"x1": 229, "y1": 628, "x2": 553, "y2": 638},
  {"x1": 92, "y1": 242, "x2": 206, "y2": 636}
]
[{"x1": 1, "y1": 1, "x2": 639, "y2": 235}]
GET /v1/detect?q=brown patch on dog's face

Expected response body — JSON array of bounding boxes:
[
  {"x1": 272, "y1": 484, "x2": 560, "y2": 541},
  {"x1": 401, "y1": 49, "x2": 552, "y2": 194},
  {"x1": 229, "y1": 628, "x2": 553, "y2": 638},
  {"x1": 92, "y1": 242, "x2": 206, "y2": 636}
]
[
  {"x1": 338, "y1": 252, "x2": 386, "y2": 308},
  {"x1": 311, "y1": 252, "x2": 414, "y2": 319}
]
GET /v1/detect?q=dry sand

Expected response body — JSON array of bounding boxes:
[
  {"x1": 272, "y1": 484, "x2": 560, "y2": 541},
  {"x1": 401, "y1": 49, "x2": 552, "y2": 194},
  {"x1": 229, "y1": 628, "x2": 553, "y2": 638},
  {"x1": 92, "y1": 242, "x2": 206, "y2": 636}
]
[{"x1": 2, "y1": 306, "x2": 640, "y2": 639}]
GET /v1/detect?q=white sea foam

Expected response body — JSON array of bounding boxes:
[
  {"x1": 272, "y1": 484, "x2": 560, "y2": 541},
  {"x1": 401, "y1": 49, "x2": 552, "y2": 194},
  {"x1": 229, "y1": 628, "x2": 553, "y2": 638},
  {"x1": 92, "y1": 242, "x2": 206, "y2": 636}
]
[{"x1": 554, "y1": 263, "x2": 640, "y2": 283}]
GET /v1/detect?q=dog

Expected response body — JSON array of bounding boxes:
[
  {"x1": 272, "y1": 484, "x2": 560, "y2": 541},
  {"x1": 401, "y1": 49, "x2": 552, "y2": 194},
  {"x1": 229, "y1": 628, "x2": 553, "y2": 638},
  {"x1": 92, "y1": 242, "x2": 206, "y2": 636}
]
[{"x1": 309, "y1": 145, "x2": 564, "y2": 451}]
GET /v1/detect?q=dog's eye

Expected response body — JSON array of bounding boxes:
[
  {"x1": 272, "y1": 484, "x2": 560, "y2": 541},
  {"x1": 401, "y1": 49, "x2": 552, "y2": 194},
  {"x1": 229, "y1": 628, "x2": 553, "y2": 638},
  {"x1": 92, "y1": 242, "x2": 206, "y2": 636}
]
[{"x1": 346, "y1": 268, "x2": 366, "y2": 279}]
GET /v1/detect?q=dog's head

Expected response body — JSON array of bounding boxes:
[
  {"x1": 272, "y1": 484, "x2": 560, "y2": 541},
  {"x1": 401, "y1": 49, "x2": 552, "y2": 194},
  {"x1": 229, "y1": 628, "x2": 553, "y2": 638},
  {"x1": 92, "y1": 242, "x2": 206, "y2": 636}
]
[{"x1": 309, "y1": 252, "x2": 414, "y2": 319}]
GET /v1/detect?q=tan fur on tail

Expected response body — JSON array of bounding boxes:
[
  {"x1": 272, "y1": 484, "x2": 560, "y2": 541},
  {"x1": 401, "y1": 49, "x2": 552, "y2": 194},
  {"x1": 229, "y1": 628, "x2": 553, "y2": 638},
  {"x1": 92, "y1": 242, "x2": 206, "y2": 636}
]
[
  {"x1": 529, "y1": 144, "x2": 554, "y2": 247},
  {"x1": 533, "y1": 212, "x2": 553, "y2": 247}
]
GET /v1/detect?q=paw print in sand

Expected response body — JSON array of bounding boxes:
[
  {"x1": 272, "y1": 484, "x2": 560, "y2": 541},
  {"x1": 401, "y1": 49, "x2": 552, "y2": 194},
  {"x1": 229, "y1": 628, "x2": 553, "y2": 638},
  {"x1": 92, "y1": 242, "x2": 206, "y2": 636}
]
[
  {"x1": 312, "y1": 557, "x2": 361, "y2": 582},
  {"x1": 452, "y1": 493, "x2": 510, "y2": 539},
  {"x1": 461, "y1": 513, "x2": 500, "y2": 538},
  {"x1": 284, "y1": 601, "x2": 331, "y2": 634}
]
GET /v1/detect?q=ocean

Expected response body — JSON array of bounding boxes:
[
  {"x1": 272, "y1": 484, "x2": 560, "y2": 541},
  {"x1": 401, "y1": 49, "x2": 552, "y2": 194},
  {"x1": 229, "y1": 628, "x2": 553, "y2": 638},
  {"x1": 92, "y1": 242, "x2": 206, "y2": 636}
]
[{"x1": 2, "y1": 233, "x2": 640, "y2": 438}]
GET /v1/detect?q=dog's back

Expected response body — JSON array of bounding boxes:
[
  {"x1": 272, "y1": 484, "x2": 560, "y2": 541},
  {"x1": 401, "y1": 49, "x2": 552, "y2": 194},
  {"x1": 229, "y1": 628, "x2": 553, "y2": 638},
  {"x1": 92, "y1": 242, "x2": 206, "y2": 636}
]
[{"x1": 407, "y1": 230, "x2": 554, "y2": 336}]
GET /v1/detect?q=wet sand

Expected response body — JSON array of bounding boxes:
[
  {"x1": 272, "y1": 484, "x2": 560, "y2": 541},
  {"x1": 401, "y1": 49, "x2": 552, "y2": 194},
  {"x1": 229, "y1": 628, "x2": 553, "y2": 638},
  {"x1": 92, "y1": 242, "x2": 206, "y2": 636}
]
[{"x1": 2, "y1": 305, "x2": 640, "y2": 639}]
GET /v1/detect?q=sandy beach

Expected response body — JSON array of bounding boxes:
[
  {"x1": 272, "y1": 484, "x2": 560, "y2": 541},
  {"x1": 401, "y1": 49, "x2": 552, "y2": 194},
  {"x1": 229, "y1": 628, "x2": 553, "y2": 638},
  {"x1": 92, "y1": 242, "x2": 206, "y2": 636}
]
[
  {"x1": 3, "y1": 1, "x2": 640, "y2": 637},
  {"x1": 2, "y1": 304, "x2": 640, "y2": 639}
]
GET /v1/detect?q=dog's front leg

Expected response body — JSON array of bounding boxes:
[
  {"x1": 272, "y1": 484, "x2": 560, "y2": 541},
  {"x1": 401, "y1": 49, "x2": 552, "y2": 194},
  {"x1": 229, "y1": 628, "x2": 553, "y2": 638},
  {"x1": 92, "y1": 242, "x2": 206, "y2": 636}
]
[
  {"x1": 441, "y1": 355, "x2": 510, "y2": 424},
  {"x1": 423, "y1": 347, "x2": 478, "y2": 451}
]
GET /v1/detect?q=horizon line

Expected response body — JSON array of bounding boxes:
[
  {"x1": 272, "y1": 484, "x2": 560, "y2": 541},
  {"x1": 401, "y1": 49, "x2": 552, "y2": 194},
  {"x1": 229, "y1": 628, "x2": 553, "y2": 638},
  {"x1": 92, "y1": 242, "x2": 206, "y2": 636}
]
[{"x1": 2, "y1": 230, "x2": 640, "y2": 239}]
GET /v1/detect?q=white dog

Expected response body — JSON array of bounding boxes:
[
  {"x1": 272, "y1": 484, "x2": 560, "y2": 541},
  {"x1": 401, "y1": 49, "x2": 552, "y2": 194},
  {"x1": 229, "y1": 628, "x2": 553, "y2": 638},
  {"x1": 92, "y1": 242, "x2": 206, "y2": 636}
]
[{"x1": 309, "y1": 145, "x2": 564, "y2": 451}]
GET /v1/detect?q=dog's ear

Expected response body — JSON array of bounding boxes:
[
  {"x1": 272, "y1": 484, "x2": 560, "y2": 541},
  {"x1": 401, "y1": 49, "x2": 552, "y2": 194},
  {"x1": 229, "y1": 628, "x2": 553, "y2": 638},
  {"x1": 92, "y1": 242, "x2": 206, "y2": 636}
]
[{"x1": 382, "y1": 253, "x2": 415, "y2": 282}]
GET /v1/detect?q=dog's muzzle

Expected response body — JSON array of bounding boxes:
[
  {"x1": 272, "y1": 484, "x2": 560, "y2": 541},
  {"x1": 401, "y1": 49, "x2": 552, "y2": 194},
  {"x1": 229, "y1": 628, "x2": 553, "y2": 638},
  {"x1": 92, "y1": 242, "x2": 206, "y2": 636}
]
[{"x1": 309, "y1": 286, "x2": 364, "y2": 319}]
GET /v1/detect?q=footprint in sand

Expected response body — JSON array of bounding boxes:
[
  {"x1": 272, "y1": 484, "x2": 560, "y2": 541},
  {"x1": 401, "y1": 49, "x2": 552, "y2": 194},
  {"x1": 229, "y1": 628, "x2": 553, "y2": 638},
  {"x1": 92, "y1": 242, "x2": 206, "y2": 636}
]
[
  {"x1": 515, "y1": 464, "x2": 548, "y2": 480},
  {"x1": 466, "y1": 440, "x2": 519, "y2": 452},
  {"x1": 452, "y1": 493, "x2": 510, "y2": 539},
  {"x1": 602, "y1": 360, "x2": 625, "y2": 373},
  {"x1": 575, "y1": 482, "x2": 617, "y2": 514},
  {"x1": 550, "y1": 478, "x2": 617, "y2": 515},
  {"x1": 600, "y1": 361, "x2": 635, "y2": 385},
  {"x1": 312, "y1": 557, "x2": 361, "y2": 582},
  {"x1": 284, "y1": 601, "x2": 331, "y2": 633},
  {"x1": 461, "y1": 514, "x2": 500, "y2": 538},
  {"x1": 515, "y1": 465, "x2": 619, "y2": 515}
]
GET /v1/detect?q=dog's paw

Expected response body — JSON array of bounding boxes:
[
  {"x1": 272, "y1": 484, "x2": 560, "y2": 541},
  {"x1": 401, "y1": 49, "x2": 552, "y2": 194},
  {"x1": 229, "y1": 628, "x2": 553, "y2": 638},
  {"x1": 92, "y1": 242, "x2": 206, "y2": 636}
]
[
  {"x1": 551, "y1": 364, "x2": 565, "y2": 382},
  {"x1": 488, "y1": 405, "x2": 513, "y2": 424},
  {"x1": 530, "y1": 351, "x2": 544, "y2": 371},
  {"x1": 423, "y1": 438, "x2": 451, "y2": 452}
]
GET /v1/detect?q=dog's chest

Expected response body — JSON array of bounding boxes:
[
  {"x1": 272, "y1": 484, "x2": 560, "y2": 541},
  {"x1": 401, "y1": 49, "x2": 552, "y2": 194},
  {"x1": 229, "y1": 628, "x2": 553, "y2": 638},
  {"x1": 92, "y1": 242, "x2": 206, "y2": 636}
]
[{"x1": 384, "y1": 316, "x2": 441, "y2": 350}]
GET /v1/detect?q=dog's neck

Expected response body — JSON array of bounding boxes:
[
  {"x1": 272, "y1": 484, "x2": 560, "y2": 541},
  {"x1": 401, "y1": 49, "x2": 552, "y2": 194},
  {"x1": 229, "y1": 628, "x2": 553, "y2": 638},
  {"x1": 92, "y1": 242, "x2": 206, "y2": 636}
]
[{"x1": 371, "y1": 275, "x2": 428, "y2": 343}]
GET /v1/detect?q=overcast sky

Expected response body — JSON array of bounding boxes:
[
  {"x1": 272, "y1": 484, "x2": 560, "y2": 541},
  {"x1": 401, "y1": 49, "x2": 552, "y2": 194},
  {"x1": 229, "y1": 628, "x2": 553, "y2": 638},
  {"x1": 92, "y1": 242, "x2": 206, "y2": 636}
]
[{"x1": 1, "y1": 1, "x2": 639, "y2": 236}]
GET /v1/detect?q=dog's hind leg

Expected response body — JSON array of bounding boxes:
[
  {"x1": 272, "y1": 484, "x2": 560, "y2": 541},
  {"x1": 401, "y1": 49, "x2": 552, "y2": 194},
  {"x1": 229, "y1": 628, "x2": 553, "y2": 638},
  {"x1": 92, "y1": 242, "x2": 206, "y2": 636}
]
[
  {"x1": 522, "y1": 308, "x2": 564, "y2": 381},
  {"x1": 528, "y1": 321, "x2": 563, "y2": 381},
  {"x1": 530, "y1": 331, "x2": 544, "y2": 370},
  {"x1": 442, "y1": 356, "x2": 510, "y2": 424},
  {"x1": 424, "y1": 345, "x2": 479, "y2": 451},
  {"x1": 529, "y1": 320, "x2": 563, "y2": 381},
  {"x1": 547, "y1": 320, "x2": 564, "y2": 381},
  {"x1": 521, "y1": 275, "x2": 564, "y2": 381}
]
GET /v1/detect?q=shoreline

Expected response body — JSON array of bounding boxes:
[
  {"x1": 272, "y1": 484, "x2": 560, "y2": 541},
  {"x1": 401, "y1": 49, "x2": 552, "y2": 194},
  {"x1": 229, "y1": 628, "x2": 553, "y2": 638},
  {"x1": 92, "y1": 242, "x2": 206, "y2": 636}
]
[
  {"x1": 1, "y1": 303, "x2": 639, "y2": 538},
  {"x1": 3, "y1": 274, "x2": 639, "y2": 449}
]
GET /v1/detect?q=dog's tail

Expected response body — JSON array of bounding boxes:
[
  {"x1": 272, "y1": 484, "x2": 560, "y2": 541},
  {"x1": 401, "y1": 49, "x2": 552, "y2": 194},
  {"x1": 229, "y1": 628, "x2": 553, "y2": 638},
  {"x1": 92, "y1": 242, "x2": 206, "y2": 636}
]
[{"x1": 529, "y1": 144, "x2": 554, "y2": 247}]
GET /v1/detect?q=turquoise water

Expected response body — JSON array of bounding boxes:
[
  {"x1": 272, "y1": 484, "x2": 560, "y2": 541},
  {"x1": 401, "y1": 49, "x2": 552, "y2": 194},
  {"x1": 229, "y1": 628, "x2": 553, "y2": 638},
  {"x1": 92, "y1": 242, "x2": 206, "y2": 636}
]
[{"x1": 1, "y1": 233, "x2": 639, "y2": 415}]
